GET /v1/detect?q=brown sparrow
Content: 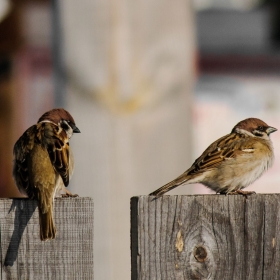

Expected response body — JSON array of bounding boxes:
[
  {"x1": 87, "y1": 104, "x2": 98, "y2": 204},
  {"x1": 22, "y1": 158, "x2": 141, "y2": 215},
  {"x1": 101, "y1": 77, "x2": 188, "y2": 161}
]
[
  {"x1": 149, "y1": 118, "x2": 277, "y2": 197},
  {"x1": 13, "y1": 108, "x2": 80, "y2": 241}
]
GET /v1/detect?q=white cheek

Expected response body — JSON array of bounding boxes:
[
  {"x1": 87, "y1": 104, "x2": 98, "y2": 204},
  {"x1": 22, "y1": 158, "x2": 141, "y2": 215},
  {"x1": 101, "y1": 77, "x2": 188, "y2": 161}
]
[
  {"x1": 67, "y1": 127, "x2": 73, "y2": 139},
  {"x1": 62, "y1": 121, "x2": 73, "y2": 139},
  {"x1": 263, "y1": 134, "x2": 270, "y2": 141}
]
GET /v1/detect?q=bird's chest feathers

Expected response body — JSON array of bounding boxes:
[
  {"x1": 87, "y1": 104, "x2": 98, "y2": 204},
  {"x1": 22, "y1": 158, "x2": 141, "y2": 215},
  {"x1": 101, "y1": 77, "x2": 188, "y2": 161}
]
[{"x1": 238, "y1": 141, "x2": 274, "y2": 185}]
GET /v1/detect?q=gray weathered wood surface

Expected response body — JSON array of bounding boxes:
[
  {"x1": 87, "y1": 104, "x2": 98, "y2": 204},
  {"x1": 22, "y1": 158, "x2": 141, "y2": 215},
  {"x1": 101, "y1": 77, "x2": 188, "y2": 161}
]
[
  {"x1": 131, "y1": 194, "x2": 280, "y2": 280},
  {"x1": 0, "y1": 197, "x2": 93, "y2": 280}
]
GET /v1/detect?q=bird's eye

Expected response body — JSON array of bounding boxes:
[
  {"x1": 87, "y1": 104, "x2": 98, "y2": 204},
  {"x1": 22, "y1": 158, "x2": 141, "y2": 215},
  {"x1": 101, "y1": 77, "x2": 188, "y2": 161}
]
[{"x1": 258, "y1": 126, "x2": 264, "y2": 131}]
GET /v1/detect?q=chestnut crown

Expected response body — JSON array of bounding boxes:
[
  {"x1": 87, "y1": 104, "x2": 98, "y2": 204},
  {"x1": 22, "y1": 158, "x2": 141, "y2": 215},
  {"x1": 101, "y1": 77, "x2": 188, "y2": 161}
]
[
  {"x1": 38, "y1": 108, "x2": 80, "y2": 136},
  {"x1": 232, "y1": 117, "x2": 277, "y2": 138}
]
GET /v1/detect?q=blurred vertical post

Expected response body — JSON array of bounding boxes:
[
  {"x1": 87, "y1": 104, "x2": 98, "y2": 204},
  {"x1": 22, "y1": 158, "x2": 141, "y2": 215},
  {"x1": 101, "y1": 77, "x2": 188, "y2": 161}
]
[
  {"x1": 51, "y1": 0, "x2": 65, "y2": 107},
  {"x1": 61, "y1": 0, "x2": 196, "y2": 279}
]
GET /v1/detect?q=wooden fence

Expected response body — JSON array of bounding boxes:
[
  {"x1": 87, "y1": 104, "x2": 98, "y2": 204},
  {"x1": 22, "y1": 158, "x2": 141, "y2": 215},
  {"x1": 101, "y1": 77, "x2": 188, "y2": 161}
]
[
  {"x1": 131, "y1": 194, "x2": 280, "y2": 279},
  {"x1": 0, "y1": 197, "x2": 93, "y2": 280}
]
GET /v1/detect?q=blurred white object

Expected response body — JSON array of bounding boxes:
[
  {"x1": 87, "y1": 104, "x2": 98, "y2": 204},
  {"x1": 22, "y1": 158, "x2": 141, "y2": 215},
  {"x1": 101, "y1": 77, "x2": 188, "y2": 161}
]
[{"x1": 61, "y1": 0, "x2": 196, "y2": 279}]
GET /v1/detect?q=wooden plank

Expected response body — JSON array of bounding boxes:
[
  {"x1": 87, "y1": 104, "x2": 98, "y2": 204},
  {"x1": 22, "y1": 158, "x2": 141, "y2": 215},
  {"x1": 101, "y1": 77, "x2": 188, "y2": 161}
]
[
  {"x1": 131, "y1": 194, "x2": 280, "y2": 280},
  {"x1": 0, "y1": 197, "x2": 93, "y2": 280},
  {"x1": 244, "y1": 195, "x2": 265, "y2": 280},
  {"x1": 262, "y1": 195, "x2": 280, "y2": 279}
]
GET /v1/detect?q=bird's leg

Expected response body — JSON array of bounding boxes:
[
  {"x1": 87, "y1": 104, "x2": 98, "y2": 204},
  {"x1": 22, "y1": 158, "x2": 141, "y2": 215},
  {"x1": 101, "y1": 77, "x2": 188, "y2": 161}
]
[
  {"x1": 61, "y1": 187, "x2": 79, "y2": 198},
  {"x1": 227, "y1": 189, "x2": 256, "y2": 198}
]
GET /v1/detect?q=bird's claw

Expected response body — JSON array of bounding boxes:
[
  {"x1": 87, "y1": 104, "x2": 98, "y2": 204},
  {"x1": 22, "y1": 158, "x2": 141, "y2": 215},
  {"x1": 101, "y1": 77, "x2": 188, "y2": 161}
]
[
  {"x1": 61, "y1": 190, "x2": 79, "y2": 198},
  {"x1": 227, "y1": 189, "x2": 256, "y2": 199}
]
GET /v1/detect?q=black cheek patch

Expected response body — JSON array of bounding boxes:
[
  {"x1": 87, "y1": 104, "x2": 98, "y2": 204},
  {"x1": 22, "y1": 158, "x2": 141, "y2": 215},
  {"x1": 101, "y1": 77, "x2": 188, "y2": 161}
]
[
  {"x1": 61, "y1": 122, "x2": 69, "y2": 130},
  {"x1": 253, "y1": 131, "x2": 264, "y2": 137}
]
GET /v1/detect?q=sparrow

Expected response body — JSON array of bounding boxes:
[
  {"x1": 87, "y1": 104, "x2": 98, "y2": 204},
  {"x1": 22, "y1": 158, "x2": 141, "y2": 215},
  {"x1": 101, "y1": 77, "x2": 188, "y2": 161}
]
[
  {"x1": 149, "y1": 118, "x2": 277, "y2": 197},
  {"x1": 13, "y1": 108, "x2": 80, "y2": 241}
]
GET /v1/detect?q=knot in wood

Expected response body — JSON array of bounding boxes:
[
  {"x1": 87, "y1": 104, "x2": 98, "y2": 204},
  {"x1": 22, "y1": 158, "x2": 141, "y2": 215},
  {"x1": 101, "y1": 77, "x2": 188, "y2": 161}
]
[{"x1": 194, "y1": 246, "x2": 207, "y2": 262}]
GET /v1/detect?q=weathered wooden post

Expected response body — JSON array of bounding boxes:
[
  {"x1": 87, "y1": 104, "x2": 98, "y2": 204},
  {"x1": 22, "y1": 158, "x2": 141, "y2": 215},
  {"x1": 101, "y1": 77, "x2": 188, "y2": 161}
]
[
  {"x1": 0, "y1": 197, "x2": 94, "y2": 280},
  {"x1": 131, "y1": 194, "x2": 280, "y2": 279}
]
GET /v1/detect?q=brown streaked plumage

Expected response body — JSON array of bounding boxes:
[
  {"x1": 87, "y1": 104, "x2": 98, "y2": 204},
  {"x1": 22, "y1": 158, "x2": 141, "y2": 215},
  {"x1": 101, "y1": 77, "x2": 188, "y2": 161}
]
[
  {"x1": 13, "y1": 108, "x2": 80, "y2": 241},
  {"x1": 149, "y1": 118, "x2": 277, "y2": 197}
]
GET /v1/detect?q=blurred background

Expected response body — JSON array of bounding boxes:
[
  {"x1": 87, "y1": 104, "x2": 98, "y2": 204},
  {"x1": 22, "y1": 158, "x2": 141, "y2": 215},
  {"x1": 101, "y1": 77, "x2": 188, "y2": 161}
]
[{"x1": 1, "y1": 0, "x2": 280, "y2": 279}]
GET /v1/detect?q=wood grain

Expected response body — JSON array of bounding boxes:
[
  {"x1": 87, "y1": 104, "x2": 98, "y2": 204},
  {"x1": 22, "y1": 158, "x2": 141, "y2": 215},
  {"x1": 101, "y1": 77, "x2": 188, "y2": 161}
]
[
  {"x1": 0, "y1": 197, "x2": 93, "y2": 280},
  {"x1": 131, "y1": 194, "x2": 280, "y2": 280}
]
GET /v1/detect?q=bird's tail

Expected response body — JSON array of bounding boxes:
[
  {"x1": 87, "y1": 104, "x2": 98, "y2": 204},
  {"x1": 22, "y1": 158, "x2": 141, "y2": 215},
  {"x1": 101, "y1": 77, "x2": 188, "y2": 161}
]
[
  {"x1": 149, "y1": 174, "x2": 189, "y2": 197},
  {"x1": 38, "y1": 204, "x2": 56, "y2": 241}
]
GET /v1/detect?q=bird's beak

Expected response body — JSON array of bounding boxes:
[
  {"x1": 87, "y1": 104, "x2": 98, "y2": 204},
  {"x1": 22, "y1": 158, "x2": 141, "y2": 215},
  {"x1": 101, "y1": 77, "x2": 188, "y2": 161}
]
[
  {"x1": 266, "y1": 126, "x2": 277, "y2": 135},
  {"x1": 72, "y1": 125, "x2": 81, "y2": 133}
]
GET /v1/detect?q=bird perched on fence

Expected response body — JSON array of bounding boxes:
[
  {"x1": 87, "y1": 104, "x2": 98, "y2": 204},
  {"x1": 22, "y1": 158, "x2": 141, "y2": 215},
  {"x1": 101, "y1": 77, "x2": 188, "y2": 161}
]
[
  {"x1": 149, "y1": 118, "x2": 277, "y2": 197},
  {"x1": 13, "y1": 108, "x2": 80, "y2": 241}
]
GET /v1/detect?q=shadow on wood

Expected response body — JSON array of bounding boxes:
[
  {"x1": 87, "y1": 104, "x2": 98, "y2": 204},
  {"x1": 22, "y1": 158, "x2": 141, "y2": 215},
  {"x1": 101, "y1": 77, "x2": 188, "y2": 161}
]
[
  {"x1": 4, "y1": 199, "x2": 37, "y2": 266},
  {"x1": 0, "y1": 197, "x2": 94, "y2": 280},
  {"x1": 131, "y1": 194, "x2": 280, "y2": 280}
]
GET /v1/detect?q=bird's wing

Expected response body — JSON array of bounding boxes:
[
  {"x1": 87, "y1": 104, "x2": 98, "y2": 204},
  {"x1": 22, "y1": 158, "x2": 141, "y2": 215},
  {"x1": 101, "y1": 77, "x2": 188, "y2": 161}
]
[
  {"x1": 13, "y1": 125, "x2": 37, "y2": 198},
  {"x1": 41, "y1": 122, "x2": 70, "y2": 187},
  {"x1": 149, "y1": 132, "x2": 256, "y2": 197},
  {"x1": 186, "y1": 132, "x2": 254, "y2": 176}
]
